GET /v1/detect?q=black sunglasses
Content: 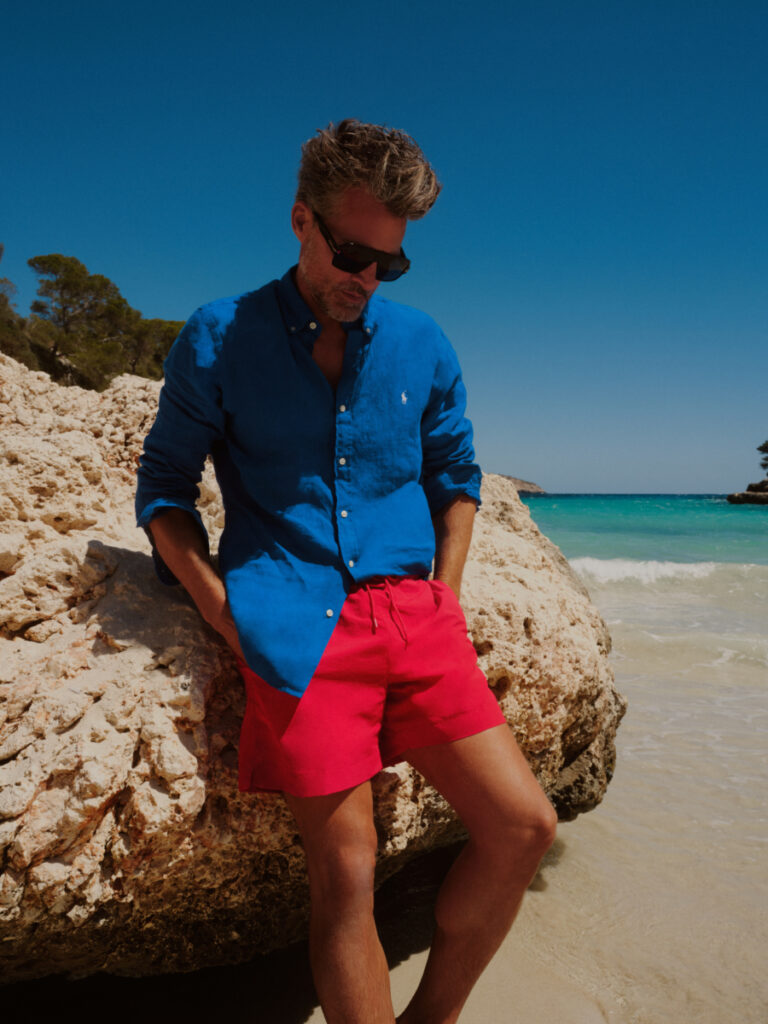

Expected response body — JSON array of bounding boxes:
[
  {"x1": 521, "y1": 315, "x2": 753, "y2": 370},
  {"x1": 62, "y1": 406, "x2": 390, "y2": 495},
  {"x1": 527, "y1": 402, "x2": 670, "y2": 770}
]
[{"x1": 313, "y1": 211, "x2": 410, "y2": 282}]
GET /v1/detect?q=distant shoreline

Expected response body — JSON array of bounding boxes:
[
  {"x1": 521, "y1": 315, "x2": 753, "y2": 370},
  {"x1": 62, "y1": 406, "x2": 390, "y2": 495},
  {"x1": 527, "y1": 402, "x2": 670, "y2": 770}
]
[
  {"x1": 497, "y1": 474, "x2": 546, "y2": 494},
  {"x1": 516, "y1": 491, "x2": 734, "y2": 498},
  {"x1": 493, "y1": 478, "x2": 752, "y2": 499}
]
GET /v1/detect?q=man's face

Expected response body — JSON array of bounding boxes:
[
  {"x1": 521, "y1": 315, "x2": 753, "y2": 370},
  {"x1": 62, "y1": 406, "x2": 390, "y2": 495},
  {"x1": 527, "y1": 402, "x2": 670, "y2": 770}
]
[{"x1": 292, "y1": 187, "x2": 407, "y2": 324}]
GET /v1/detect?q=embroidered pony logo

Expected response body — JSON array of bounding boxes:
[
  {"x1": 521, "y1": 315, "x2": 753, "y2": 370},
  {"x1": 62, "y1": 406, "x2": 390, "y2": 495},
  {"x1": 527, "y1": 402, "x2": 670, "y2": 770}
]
[{"x1": 401, "y1": 391, "x2": 408, "y2": 405}]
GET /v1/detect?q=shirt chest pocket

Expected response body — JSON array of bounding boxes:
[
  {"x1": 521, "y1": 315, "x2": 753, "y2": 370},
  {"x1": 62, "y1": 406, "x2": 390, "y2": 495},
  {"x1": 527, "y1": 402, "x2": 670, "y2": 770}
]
[{"x1": 345, "y1": 383, "x2": 427, "y2": 482}]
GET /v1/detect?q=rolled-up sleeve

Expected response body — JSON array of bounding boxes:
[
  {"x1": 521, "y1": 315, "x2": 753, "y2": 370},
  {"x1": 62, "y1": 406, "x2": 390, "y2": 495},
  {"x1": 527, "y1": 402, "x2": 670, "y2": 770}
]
[
  {"x1": 135, "y1": 309, "x2": 226, "y2": 574},
  {"x1": 420, "y1": 335, "x2": 482, "y2": 515}
]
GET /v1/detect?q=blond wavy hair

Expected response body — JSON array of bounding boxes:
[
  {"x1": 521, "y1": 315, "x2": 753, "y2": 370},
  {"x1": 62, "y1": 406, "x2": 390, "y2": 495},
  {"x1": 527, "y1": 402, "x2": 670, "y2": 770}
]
[{"x1": 296, "y1": 119, "x2": 441, "y2": 220}]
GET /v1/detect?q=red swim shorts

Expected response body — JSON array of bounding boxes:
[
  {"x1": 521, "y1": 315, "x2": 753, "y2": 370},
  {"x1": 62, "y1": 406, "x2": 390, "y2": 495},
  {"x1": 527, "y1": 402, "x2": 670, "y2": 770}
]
[{"x1": 236, "y1": 576, "x2": 505, "y2": 797}]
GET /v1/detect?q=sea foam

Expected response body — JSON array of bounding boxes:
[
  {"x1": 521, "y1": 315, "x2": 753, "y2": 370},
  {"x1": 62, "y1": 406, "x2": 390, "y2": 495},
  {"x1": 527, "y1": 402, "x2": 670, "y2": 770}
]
[{"x1": 570, "y1": 557, "x2": 719, "y2": 584}]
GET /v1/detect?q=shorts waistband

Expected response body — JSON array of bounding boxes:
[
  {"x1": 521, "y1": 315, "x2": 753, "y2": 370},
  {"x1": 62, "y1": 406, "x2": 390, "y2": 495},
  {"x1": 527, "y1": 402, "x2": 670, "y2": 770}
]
[
  {"x1": 351, "y1": 574, "x2": 428, "y2": 644},
  {"x1": 349, "y1": 572, "x2": 428, "y2": 593}
]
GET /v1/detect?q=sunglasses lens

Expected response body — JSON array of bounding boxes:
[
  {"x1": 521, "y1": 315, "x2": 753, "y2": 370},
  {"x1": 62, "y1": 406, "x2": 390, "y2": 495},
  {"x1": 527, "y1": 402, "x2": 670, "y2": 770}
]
[
  {"x1": 316, "y1": 212, "x2": 410, "y2": 282},
  {"x1": 332, "y1": 250, "x2": 373, "y2": 276},
  {"x1": 339, "y1": 246, "x2": 409, "y2": 281},
  {"x1": 376, "y1": 258, "x2": 408, "y2": 282},
  {"x1": 329, "y1": 237, "x2": 410, "y2": 281}
]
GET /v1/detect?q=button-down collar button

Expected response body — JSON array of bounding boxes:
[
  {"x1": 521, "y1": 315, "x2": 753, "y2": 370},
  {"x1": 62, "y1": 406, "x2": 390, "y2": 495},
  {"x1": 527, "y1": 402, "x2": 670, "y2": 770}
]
[
  {"x1": 348, "y1": 559, "x2": 355, "y2": 568},
  {"x1": 338, "y1": 404, "x2": 347, "y2": 413},
  {"x1": 338, "y1": 457, "x2": 346, "y2": 466},
  {"x1": 309, "y1": 321, "x2": 317, "y2": 330},
  {"x1": 340, "y1": 509, "x2": 349, "y2": 518},
  {"x1": 326, "y1": 608, "x2": 334, "y2": 617},
  {"x1": 365, "y1": 326, "x2": 371, "y2": 335}
]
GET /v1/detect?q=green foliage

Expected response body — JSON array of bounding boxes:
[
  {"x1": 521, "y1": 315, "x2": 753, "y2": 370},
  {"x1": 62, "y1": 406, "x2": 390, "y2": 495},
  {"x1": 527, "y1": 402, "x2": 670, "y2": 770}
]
[
  {"x1": 758, "y1": 440, "x2": 768, "y2": 474},
  {"x1": 0, "y1": 248, "x2": 183, "y2": 390},
  {"x1": 124, "y1": 317, "x2": 184, "y2": 377},
  {"x1": 0, "y1": 294, "x2": 38, "y2": 369},
  {"x1": 0, "y1": 244, "x2": 39, "y2": 369},
  {"x1": 27, "y1": 253, "x2": 143, "y2": 387}
]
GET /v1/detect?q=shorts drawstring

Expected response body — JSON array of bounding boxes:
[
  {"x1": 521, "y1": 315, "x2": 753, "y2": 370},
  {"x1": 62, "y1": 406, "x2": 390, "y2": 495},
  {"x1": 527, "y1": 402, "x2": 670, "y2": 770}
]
[
  {"x1": 367, "y1": 585, "x2": 379, "y2": 632},
  {"x1": 383, "y1": 578, "x2": 409, "y2": 645},
  {"x1": 361, "y1": 577, "x2": 410, "y2": 645}
]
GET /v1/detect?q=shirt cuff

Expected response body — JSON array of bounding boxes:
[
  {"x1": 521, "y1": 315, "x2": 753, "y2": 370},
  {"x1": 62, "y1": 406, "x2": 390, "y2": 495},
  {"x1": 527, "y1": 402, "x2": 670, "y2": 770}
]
[
  {"x1": 423, "y1": 465, "x2": 482, "y2": 515},
  {"x1": 137, "y1": 499, "x2": 209, "y2": 587}
]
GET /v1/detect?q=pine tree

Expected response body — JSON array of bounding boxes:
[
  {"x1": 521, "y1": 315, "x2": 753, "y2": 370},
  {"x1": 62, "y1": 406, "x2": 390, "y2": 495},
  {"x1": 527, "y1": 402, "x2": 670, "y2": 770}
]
[{"x1": 28, "y1": 254, "x2": 138, "y2": 388}]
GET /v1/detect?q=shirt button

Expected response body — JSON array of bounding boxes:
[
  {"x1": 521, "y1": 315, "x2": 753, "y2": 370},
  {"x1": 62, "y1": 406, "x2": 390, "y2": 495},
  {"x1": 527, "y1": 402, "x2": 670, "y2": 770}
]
[
  {"x1": 340, "y1": 510, "x2": 348, "y2": 518},
  {"x1": 348, "y1": 559, "x2": 355, "y2": 568},
  {"x1": 326, "y1": 608, "x2": 333, "y2": 617},
  {"x1": 339, "y1": 404, "x2": 346, "y2": 413},
  {"x1": 309, "y1": 321, "x2": 317, "y2": 330},
  {"x1": 365, "y1": 327, "x2": 371, "y2": 335},
  {"x1": 338, "y1": 457, "x2": 346, "y2": 466}
]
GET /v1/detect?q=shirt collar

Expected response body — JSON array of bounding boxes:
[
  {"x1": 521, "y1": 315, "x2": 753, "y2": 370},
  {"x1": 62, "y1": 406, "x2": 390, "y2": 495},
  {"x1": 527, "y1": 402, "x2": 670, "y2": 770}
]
[{"x1": 276, "y1": 267, "x2": 379, "y2": 341}]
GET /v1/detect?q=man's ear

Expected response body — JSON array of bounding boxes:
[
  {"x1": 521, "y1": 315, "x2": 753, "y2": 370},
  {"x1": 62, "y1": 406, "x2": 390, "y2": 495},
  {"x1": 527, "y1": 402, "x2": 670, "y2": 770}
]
[{"x1": 291, "y1": 202, "x2": 313, "y2": 242}]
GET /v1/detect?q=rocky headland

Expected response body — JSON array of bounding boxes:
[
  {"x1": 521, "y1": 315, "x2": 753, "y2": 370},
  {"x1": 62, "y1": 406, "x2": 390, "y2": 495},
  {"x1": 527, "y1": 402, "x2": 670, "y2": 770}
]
[
  {"x1": 726, "y1": 479, "x2": 768, "y2": 504},
  {"x1": 500, "y1": 474, "x2": 546, "y2": 494},
  {"x1": 0, "y1": 353, "x2": 626, "y2": 983}
]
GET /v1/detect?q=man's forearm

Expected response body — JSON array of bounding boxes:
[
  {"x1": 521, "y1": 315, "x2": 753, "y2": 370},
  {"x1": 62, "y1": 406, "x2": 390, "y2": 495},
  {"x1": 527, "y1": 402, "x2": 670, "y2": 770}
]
[
  {"x1": 432, "y1": 494, "x2": 477, "y2": 599},
  {"x1": 147, "y1": 508, "x2": 245, "y2": 660}
]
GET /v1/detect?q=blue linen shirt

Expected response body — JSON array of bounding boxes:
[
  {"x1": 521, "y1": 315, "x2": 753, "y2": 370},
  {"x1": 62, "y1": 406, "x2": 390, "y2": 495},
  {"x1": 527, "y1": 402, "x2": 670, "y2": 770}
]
[{"x1": 135, "y1": 268, "x2": 482, "y2": 697}]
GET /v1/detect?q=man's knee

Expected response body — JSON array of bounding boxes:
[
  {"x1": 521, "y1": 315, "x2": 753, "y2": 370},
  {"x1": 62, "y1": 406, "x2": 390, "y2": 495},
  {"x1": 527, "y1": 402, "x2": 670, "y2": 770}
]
[
  {"x1": 476, "y1": 791, "x2": 558, "y2": 868},
  {"x1": 303, "y1": 830, "x2": 378, "y2": 910},
  {"x1": 514, "y1": 797, "x2": 558, "y2": 872},
  {"x1": 526, "y1": 797, "x2": 558, "y2": 858}
]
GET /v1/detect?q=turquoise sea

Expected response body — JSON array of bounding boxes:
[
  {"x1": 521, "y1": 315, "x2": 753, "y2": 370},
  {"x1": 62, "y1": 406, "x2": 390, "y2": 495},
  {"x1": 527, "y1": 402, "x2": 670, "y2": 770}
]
[
  {"x1": 514, "y1": 493, "x2": 768, "y2": 1022},
  {"x1": 519, "y1": 491, "x2": 767, "y2": 691},
  {"x1": 518, "y1": 493, "x2": 768, "y2": 564}
]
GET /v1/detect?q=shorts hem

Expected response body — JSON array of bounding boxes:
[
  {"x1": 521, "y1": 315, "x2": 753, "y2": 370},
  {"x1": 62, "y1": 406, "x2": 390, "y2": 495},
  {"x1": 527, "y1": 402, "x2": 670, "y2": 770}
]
[
  {"x1": 238, "y1": 754, "x2": 385, "y2": 799},
  {"x1": 381, "y1": 706, "x2": 507, "y2": 767}
]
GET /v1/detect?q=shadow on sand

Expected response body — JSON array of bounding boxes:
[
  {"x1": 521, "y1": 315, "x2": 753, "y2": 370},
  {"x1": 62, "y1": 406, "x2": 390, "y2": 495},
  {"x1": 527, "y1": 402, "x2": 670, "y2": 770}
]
[{"x1": 3, "y1": 839, "x2": 565, "y2": 1021}]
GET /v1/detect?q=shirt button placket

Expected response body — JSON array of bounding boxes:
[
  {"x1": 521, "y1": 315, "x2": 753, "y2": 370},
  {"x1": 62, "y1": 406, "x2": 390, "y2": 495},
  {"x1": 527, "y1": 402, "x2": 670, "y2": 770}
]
[{"x1": 336, "y1": 396, "x2": 357, "y2": 574}]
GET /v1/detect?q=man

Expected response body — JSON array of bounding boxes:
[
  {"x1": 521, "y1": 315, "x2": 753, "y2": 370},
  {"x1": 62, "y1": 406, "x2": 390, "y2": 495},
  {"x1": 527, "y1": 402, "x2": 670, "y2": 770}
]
[{"x1": 136, "y1": 119, "x2": 556, "y2": 1024}]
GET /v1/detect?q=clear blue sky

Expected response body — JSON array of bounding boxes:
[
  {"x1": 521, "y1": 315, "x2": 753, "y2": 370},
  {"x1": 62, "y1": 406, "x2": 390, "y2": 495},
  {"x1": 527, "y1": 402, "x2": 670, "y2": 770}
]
[{"x1": 3, "y1": 1, "x2": 766, "y2": 493}]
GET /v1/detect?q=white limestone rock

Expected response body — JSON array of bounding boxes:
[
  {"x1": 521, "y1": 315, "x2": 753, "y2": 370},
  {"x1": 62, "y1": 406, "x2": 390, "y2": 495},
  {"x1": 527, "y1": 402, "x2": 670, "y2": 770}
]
[{"x1": 0, "y1": 353, "x2": 626, "y2": 982}]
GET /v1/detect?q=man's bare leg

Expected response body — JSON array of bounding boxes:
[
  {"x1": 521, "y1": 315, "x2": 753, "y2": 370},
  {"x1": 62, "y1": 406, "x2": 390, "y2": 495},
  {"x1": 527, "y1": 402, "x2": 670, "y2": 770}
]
[
  {"x1": 397, "y1": 724, "x2": 558, "y2": 1024},
  {"x1": 286, "y1": 783, "x2": 396, "y2": 1024}
]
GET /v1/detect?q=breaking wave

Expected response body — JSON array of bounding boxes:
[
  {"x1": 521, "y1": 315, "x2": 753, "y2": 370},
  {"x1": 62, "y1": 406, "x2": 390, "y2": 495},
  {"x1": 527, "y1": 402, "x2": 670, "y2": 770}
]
[{"x1": 569, "y1": 557, "x2": 720, "y2": 585}]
